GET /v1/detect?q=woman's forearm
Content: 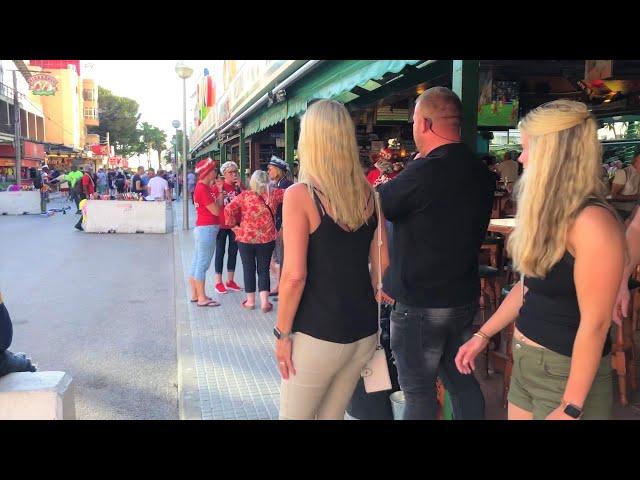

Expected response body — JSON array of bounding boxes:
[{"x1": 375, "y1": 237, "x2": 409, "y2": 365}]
[
  {"x1": 478, "y1": 281, "x2": 524, "y2": 337},
  {"x1": 563, "y1": 322, "x2": 610, "y2": 407},
  {"x1": 275, "y1": 273, "x2": 306, "y2": 333}
]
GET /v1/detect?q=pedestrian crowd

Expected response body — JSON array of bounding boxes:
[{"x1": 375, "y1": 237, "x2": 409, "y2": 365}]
[{"x1": 271, "y1": 90, "x2": 631, "y2": 421}]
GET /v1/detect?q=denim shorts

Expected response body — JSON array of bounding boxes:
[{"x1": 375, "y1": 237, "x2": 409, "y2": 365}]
[
  {"x1": 507, "y1": 340, "x2": 613, "y2": 419},
  {"x1": 189, "y1": 225, "x2": 219, "y2": 281}
]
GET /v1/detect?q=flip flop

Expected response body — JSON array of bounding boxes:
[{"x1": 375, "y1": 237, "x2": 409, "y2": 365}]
[
  {"x1": 191, "y1": 296, "x2": 212, "y2": 303},
  {"x1": 242, "y1": 300, "x2": 255, "y2": 310},
  {"x1": 262, "y1": 302, "x2": 273, "y2": 313},
  {"x1": 197, "y1": 300, "x2": 221, "y2": 307}
]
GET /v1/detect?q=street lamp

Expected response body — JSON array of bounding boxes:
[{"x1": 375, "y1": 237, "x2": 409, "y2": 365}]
[
  {"x1": 172, "y1": 120, "x2": 180, "y2": 200},
  {"x1": 175, "y1": 61, "x2": 193, "y2": 230}
]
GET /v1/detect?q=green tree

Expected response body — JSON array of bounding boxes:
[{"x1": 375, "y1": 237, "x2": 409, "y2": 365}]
[
  {"x1": 150, "y1": 127, "x2": 167, "y2": 169},
  {"x1": 89, "y1": 87, "x2": 143, "y2": 158}
]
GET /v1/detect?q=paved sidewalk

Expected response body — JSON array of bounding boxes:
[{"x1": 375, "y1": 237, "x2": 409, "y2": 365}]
[{"x1": 173, "y1": 200, "x2": 281, "y2": 420}]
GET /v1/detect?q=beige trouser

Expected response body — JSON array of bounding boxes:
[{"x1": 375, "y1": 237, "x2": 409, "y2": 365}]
[{"x1": 279, "y1": 332, "x2": 377, "y2": 420}]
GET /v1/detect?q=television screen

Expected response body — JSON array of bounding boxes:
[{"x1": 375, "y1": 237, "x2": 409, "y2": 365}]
[{"x1": 478, "y1": 80, "x2": 520, "y2": 128}]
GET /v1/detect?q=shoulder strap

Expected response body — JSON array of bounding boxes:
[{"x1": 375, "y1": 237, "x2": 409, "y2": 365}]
[
  {"x1": 257, "y1": 192, "x2": 276, "y2": 225},
  {"x1": 374, "y1": 190, "x2": 383, "y2": 348},
  {"x1": 310, "y1": 186, "x2": 326, "y2": 217}
]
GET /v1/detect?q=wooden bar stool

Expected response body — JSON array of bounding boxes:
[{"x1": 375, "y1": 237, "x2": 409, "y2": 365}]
[
  {"x1": 611, "y1": 276, "x2": 640, "y2": 405},
  {"x1": 478, "y1": 264, "x2": 503, "y2": 378},
  {"x1": 487, "y1": 283, "x2": 516, "y2": 408}
]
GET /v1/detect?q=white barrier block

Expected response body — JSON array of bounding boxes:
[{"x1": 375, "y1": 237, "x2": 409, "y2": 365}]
[
  {"x1": 0, "y1": 191, "x2": 41, "y2": 215},
  {"x1": 84, "y1": 200, "x2": 172, "y2": 233},
  {"x1": 0, "y1": 371, "x2": 75, "y2": 420}
]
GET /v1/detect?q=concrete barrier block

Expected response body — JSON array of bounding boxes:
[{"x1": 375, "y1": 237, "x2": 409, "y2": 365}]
[{"x1": 0, "y1": 371, "x2": 75, "y2": 420}]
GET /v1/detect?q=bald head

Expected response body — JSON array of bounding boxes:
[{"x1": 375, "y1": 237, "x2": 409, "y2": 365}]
[{"x1": 416, "y1": 86, "x2": 462, "y2": 127}]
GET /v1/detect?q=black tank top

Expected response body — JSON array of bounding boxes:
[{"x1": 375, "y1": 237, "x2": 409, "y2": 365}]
[
  {"x1": 517, "y1": 202, "x2": 615, "y2": 358},
  {"x1": 292, "y1": 187, "x2": 378, "y2": 344}
]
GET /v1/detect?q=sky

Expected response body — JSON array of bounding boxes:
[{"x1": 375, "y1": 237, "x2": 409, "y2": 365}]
[{"x1": 84, "y1": 60, "x2": 219, "y2": 167}]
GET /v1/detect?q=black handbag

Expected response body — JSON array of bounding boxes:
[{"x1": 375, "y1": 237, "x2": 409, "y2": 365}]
[{"x1": 346, "y1": 304, "x2": 401, "y2": 420}]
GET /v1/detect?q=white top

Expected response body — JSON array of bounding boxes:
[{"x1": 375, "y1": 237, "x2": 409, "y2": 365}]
[{"x1": 147, "y1": 176, "x2": 169, "y2": 200}]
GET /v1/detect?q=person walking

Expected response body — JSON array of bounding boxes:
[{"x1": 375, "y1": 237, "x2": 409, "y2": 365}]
[
  {"x1": 96, "y1": 168, "x2": 108, "y2": 195},
  {"x1": 456, "y1": 100, "x2": 624, "y2": 420},
  {"x1": 67, "y1": 165, "x2": 84, "y2": 213},
  {"x1": 266, "y1": 156, "x2": 293, "y2": 298},
  {"x1": 147, "y1": 169, "x2": 171, "y2": 201},
  {"x1": 275, "y1": 99, "x2": 389, "y2": 420},
  {"x1": 74, "y1": 165, "x2": 95, "y2": 231},
  {"x1": 187, "y1": 170, "x2": 196, "y2": 203},
  {"x1": 224, "y1": 170, "x2": 284, "y2": 313},
  {"x1": 114, "y1": 168, "x2": 127, "y2": 194},
  {"x1": 213, "y1": 161, "x2": 243, "y2": 294},
  {"x1": 188, "y1": 158, "x2": 224, "y2": 307},
  {"x1": 378, "y1": 87, "x2": 494, "y2": 420},
  {"x1": 131, "y1": 166, "x2": 146, "y2": 197}
]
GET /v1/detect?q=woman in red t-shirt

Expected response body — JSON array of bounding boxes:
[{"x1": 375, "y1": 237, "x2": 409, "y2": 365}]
[
  {"x1": 213, "y1": 161, "x2": 244, "y2": 294},
  {"x1": 224, "y1": 170, "x2": 284, "y2": 313},
  {"x1": 188, "y1": 158, "x2": 224, "y2": 307}
]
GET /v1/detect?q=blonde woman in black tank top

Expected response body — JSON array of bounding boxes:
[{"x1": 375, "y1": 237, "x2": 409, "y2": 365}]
[
  {"x1": 455, "y1": 100, "x2": 625, "y2": 420},
  {"x1": 275, "y1": 100, "x2": 390, "y2": 420}
]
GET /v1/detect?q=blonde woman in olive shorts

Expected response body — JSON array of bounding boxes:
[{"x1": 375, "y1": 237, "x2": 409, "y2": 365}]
[{"x1": 455, "y1": 100, "x2": 625, "y2": 420}]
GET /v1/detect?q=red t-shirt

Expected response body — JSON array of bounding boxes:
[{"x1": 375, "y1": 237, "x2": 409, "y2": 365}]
[
  {"x1": 82, "y1": 173, "x2": 95, "y2": 195},
  {"x1": 219, "y1": 181, "x2": 244, "y2": 229},
  {"x1": 193, "y1": 182, "x2": 220, "y2": 226}
]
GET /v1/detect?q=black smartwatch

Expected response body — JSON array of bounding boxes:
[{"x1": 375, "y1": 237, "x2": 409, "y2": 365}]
[
  {"x1": 562, "y1": 401, "x2": 583, "y2": 419},
  {"x1": 273, "y1": 327, "x2": 291, "y2": 340}
]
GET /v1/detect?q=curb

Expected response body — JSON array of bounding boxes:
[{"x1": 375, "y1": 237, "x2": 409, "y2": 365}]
[{"x1": 173, "y1": 202, "x2": 201, "y2": 420}]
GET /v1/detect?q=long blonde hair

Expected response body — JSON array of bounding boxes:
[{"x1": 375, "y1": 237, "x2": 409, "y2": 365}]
[
  {"x1": 297, "y1": 99, "x2": 372, "y2": 230},
  {"x1": 508, "y1": 100, "x2": 605, "y2": 278}
]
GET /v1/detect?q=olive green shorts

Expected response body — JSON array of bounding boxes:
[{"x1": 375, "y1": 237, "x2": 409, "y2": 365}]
[{"x1": 507, "y1": 340, "x2": 613, "y2": 420}]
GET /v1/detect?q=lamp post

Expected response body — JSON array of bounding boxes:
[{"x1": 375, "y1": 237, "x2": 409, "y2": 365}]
[{"x1": 175, "y1": 61, "x2": 193, "y2": 230}]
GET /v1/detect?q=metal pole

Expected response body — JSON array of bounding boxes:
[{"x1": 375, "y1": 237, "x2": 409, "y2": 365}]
[
  {"x1": 13, "y1": 71, "x2": 22, "y2": 186},
  {"x1": 182, "y1": 78, "x2": 189, "y2": 230}
]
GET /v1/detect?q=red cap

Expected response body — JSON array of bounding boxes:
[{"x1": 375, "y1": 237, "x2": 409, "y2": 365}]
[{"x1": 195, "y1": 157, "x2": 217, "y2": 178}]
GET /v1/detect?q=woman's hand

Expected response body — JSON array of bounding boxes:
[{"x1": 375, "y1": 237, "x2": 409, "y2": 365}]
[
  {"x1": 275, "y1": 338, "x2": 296, "y2": 380},
  {"x1": 455, "y1": 336, "x2": 488, "y2": 374},
  {"x1": 612, "y1": 281, "x2": 630, "y2": 326}
]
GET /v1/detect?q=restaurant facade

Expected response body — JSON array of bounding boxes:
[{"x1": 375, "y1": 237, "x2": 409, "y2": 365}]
[{"x1": 190, "y1": 60, "x2": 640, "y2": 180}]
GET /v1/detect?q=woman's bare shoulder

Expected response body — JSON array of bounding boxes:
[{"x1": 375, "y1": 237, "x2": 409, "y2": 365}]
[
  {"x1": 569, "y1": 205, "x2": 624, "y2": 251},
  {"x1": 283, "y1": 183, "x2": 310, "y2": 200}
]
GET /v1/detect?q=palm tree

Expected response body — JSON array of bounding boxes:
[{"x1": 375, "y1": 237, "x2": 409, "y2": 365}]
[{"x1": 150, "y1": 127, "x2": 167, "y2": 170}]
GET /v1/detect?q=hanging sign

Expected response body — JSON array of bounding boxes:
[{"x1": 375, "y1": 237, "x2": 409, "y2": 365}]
[{"x1": 27, "y1": 74, "x2": 58, "y2": 96}]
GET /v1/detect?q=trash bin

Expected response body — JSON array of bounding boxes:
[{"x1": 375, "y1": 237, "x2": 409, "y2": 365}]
[{"x1": 390, "y1": 391, "x2": 405, "y2": 420}]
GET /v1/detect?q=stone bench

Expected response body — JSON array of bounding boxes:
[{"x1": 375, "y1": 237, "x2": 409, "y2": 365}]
[{"x1": 0, "y1": 371, "x2": 75, "y2": 420}]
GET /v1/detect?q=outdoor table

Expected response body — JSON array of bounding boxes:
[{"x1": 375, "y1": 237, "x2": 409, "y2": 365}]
[{"x1": 488, "y1": 217, "x2": 516, "y2": 238}]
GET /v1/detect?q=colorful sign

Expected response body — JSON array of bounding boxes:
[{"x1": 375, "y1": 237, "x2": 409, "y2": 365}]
[
  {"x1": 91, "y1": 145, "x2": 109, "y2": 155},
  {"x1": 27, "y1": 73, "x2": 58, "y2": 96}
]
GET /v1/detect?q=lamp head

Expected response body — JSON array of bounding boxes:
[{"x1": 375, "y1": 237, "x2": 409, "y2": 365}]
[
  {"x1": 175, "y1": 61, "x2": 193, "y2": 79},
  {"x1": 172, "y1": 120, "x2": 181, "y2": 129}
]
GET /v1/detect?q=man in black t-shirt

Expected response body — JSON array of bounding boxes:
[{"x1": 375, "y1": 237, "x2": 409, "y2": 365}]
[
  {"x1": 131, "y1": 166, "x2": 145, "y2": 196},
  {"x1": 379, "y1": 87, "x2": 494, "y2": 420}
]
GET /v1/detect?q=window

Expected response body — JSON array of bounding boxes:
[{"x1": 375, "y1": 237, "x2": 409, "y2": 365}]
[
  {"x1": 83, "y1": 89, "x2": 95, "y2": 101},
  {"x1": 84, "y1": 107, "x2": 97, "y2": 119},
  {"x1": 36, "y1": 115, "x2": 44, "y2": 141},
  {"x1": 27, "y1": 112, "x2": 36, "y2": 140}
]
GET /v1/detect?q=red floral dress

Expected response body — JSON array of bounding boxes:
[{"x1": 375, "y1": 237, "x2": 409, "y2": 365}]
[{"x1": 224, "y1": 189, "x2": 284, "y2": 244}]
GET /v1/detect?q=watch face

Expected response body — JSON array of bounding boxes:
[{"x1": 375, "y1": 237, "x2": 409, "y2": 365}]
[{"x1": 564, "y1": 404, "x2": 582, "y2": 419}]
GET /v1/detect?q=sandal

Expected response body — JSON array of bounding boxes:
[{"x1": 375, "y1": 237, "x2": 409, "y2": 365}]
[
  {"x1": 191, "y1": 296, "x2": 212, "y2": 303},
  {"x1": 197, "y1": 300, "x2": 221, "y2": 307},
  {"x1": 261, "y1": 302, "x2": 273, "y2": 313},
  {"x1": 242, "y1": 300, "x2": 255, "y2": 310}
]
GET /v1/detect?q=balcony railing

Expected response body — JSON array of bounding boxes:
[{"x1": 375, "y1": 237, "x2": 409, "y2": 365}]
[{"x1": 0, "y1": 82, "x2": 27, "y2": 104}]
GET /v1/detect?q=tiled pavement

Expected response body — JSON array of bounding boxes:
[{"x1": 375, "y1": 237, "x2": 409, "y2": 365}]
[{"x1": 173, "y1": 200, "x2": 281, "y2": 420}]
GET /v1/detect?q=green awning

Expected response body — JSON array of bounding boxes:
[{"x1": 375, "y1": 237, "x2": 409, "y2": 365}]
[
  {"x1": 242, "y1": 60, "x2": 420, "y2": 138},
  {"x1": 198, "y1": 141, "x2": 219, "y2": 156},
  {"x1": 244, "y1": 101, "x2": 288, "y2": 137},
  {"x1": 286, "y1": 60, "x2": 420, "y2": 118}
]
